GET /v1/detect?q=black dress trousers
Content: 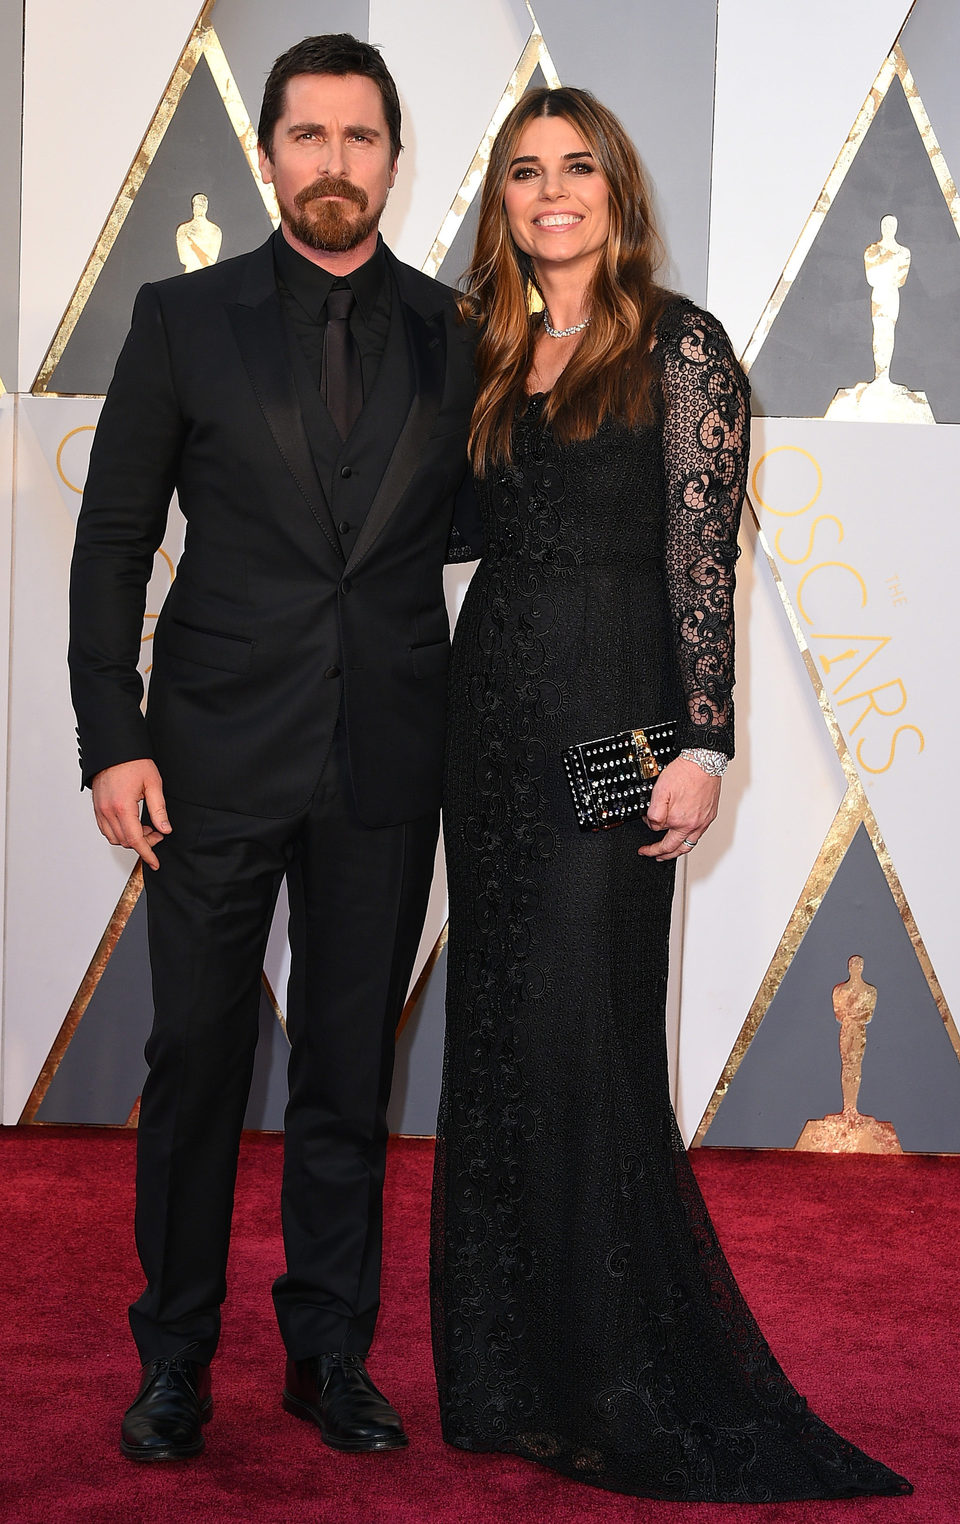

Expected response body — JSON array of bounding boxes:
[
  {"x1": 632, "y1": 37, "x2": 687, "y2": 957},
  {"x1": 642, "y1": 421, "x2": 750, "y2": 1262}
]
[{"x1": 129, "y1": 723, "x2": 439, "y2": 1364}]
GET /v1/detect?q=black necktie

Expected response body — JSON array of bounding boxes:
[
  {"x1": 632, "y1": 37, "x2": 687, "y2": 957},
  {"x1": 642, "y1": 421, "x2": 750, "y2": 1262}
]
[{"x1": 321, "y1": 286, "x2": 363, "y2": 441}]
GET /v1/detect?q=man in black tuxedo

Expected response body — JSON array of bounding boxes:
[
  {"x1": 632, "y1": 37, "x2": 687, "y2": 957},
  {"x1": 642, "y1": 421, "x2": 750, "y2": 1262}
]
[{"x1": 69, "y1": 35, "x2": 476, "y2": 1461}]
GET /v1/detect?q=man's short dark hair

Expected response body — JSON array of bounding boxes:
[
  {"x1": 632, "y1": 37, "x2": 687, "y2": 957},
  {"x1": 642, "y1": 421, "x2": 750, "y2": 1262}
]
[{"x1": 258, "y1": 34, "x2": 403, "y2": 162}]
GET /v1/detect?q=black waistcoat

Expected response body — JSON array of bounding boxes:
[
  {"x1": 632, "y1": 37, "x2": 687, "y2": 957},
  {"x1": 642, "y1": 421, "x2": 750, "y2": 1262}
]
[{"x1": 288, "y1": 278, "x2": 415, "y2": 564}]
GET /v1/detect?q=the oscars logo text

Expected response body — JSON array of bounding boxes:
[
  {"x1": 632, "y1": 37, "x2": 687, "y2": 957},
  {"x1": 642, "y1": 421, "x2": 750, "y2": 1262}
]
[{"x1": 752, "y1": 445, "x2": 924, "y2": 776}]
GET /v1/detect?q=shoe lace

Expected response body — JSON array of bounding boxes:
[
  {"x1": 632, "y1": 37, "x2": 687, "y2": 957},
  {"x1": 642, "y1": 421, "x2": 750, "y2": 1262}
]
[
  {"x1": 324, "y1": 1352, "x2": 365, "y2": 1369},
  {"x1": 149, "y1": 1342, "x2": 202, "y2": 1387}
]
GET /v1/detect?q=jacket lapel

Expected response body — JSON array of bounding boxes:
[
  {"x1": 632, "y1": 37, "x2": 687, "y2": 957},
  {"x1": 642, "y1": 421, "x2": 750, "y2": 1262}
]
[
  {"x1": 345, "y1": 292, "x2": 445, "y2": 573},
  {"x1": 226, "y1": 241, "x2": 341, "y2": 559}
]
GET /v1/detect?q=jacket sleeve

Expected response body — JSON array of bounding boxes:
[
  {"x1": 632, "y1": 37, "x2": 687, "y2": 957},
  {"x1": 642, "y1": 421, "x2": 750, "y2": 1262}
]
[{"x1": 68, "y1": 284, "x2": 186, "y2": 784}]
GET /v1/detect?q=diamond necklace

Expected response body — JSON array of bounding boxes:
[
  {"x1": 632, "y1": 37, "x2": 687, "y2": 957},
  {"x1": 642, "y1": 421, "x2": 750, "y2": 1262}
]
[{"x1": 543, "y1": 309, "x2": 590, "y2": 338}]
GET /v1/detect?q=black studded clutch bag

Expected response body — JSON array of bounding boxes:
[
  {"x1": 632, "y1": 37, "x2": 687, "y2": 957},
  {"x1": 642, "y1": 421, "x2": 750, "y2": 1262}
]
[{"x1": 562, "y1": 721, "x2": 679, "y2": 831}]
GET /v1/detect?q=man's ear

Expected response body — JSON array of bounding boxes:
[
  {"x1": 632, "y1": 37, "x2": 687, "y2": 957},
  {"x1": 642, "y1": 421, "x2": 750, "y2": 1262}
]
[{"x1": 258, "y1": 143, "x2": 274, "y2": 185}]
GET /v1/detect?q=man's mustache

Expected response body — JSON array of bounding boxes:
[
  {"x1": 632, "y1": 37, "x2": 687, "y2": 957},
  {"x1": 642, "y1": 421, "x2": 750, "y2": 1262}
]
[{"x1": 295, "y1": 176, "x2": 369, "y2": 212}]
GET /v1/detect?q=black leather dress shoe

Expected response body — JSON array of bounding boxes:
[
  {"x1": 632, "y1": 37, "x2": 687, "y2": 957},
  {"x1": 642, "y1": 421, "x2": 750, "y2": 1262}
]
[
  {"x1": 120, "y1": 1355, "x2": 212, "y2": 1460},
  {"x1": 282, "y1": 1354, "x2": 408, "y2": 1452}
]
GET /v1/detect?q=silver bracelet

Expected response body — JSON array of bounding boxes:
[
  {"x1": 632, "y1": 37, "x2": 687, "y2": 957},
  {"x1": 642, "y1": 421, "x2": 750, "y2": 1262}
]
[{"x1": 680, "y1": 747, "x2": 728, "y2": 776}]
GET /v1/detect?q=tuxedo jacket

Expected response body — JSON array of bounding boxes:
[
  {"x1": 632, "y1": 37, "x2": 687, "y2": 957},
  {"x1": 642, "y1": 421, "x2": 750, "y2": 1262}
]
[{"x1": 69, "y1": 235, "x2": 477, "y2": 827}]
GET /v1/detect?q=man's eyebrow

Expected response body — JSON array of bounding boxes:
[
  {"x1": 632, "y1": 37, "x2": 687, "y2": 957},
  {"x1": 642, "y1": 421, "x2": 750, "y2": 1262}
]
[
  {"x1": 285, "y1": 121, "x2": 383, "y2": 138},
  {"x1": 508, "y1": 150, "x2": 594, "y2": 167}
]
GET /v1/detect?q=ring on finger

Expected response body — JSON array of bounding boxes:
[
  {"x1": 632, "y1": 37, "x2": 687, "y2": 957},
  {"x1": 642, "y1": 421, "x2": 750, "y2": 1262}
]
[{"x1": 682, "y1": 837, "x2": 697, "y2": 848}]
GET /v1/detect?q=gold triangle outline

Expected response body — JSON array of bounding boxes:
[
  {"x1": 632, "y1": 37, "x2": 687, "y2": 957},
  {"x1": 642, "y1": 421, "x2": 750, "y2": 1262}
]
[
  {"x1": 740, "y1": 43, "x2": 960, "y2": 381},
  {"x1": 421, "y1": 2, "x2": 561, "y2": 277},
  {"x1": 691, "y1": 505, "x2": 960, "y2": 1145},
  {"x1": 31, "y1": 1, "x2": 278, "y2": 398}
]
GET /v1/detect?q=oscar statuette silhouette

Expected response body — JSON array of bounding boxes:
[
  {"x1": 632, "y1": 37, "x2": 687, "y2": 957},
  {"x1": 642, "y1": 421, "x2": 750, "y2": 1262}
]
[
  {"x1": 826, "y1": 215, "x2": 934, "y2": 422},
  {"x1": 796, "y1": 955, "x2": 902, "y2": 1152}
]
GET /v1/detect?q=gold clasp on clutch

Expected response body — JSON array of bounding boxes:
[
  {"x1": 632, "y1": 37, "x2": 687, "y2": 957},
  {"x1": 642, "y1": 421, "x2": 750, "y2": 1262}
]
[{"x1": 632, "y1": 727, "x2": 661, "y2": 781}]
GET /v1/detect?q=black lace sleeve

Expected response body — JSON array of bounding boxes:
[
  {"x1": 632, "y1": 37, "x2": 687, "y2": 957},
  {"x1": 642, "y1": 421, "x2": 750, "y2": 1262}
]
[{"x1": 658, "y1": 301, "x2": 749, "y2": 757}]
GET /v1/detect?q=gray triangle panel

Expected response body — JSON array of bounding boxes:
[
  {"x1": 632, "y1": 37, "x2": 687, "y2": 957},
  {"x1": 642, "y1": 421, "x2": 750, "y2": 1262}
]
[
  {"x1": 35, "y1": 893, "x2": 152, "y2": 1124},
  {"x1": 243, "y1": 991, "x2": 290, "y2": 1131},
  {"x1": 900, "y1": 0, "x2": 960, "y2": 195},
  {"x1": 49, "y1": 58, "x2": 274, "y2": 395},
  {"x1": 749, "y1": 76, "x2": 960, "y2": 422},
  {"x1": 703, "y1": 824, "x2": 960, "y2": 1151},
  {"x1": 388, "y1": 943, "x2": 447, "y2": 1135},
  {"x1": 436, "y1": 194, "x2": 481, "y2": 292}
]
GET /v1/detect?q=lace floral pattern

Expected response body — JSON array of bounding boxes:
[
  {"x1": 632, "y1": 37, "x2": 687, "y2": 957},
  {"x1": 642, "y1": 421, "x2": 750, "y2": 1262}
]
[
  {"x1": 432, "y1": 302, "x2": 911, "y2": 1501},
  {"x1": 658, "y1": 302, "x2": 748, "y2": 755}
]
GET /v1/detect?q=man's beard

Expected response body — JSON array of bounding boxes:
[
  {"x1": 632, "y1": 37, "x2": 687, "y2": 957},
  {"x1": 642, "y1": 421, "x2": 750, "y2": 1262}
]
[{"x1": 280, "y1": 175, "x2": 382, "y2": 253}]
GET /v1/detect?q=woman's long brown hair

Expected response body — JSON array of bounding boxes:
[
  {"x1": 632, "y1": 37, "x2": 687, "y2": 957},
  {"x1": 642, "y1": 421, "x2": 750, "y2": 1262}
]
[{"x1": 462, "y1": 87, "x2": 671, "y2": 476}]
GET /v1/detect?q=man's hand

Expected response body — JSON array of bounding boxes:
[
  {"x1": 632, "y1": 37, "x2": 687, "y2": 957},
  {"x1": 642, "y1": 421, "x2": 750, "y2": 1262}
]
[
  {"x1": 637, "y1": 756, "x2": 721, "y2": 863},
  {"x1": 91, "y1": 759, "x2": 171, "y2": 871}
]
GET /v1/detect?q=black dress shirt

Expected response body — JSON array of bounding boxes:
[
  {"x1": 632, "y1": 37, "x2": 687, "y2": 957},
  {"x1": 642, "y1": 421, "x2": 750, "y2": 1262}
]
[{"x1": 273, "y1": 228, "x2": 392, "y2": 398}]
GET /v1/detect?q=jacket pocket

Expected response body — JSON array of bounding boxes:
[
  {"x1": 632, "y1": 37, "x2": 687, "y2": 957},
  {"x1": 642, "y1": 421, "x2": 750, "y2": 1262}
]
[
  {"x1": 410, "y1": 639, "x2": 450, "y2": 679},
  {"x1": 163, "y1": 619, "x2": 254, "y2": 675}
]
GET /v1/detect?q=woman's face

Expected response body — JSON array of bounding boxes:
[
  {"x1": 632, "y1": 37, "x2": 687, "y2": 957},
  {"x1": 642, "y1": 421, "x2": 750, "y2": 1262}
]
[{"x1": 502, "y1": 114, "x2": 611, "y2": 280}]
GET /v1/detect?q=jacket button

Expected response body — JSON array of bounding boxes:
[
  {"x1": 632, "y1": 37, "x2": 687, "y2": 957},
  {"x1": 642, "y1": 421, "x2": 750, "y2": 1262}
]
[
  {"x1": 341, "y1": 577, "x2": 352, "y2": 594},
  {"x1": 324, "y1": 665, "x2": 341, "y2": 679},
  {"x1": 340, "y1": 465, "x2": 352, "y2": 479},
  {"x1": 338, "y1": 520, "x2": 351, "y2": 534}
]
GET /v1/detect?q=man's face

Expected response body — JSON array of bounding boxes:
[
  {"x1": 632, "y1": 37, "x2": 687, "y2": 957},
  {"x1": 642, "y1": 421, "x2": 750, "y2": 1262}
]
[{"x1": 259, "y1": 72, "x2": 398, "y2": 256}]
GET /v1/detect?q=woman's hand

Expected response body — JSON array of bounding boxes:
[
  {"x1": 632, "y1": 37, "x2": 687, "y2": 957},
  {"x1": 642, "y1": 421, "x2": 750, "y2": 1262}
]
[{"x1": 637, "y1": 756, "x2": 721, "y2": 862}]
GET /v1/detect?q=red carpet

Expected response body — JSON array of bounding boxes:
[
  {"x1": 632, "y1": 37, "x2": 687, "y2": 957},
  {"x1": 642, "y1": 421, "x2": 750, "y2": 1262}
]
[{"x1": 0, "y1": 1128, "x2": 955, "y2": 1523}]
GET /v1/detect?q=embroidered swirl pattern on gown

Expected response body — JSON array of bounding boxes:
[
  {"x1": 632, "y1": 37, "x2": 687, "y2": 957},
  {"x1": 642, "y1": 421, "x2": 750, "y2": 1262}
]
[{"x1": 431, "y1": 301, "x2": 911, "y2": 1501}]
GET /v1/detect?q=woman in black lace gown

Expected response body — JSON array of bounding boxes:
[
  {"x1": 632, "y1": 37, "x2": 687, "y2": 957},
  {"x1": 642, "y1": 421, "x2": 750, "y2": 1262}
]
[{"x1": 430, "y1": 87, "x2": 910, "y2": 1503}]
